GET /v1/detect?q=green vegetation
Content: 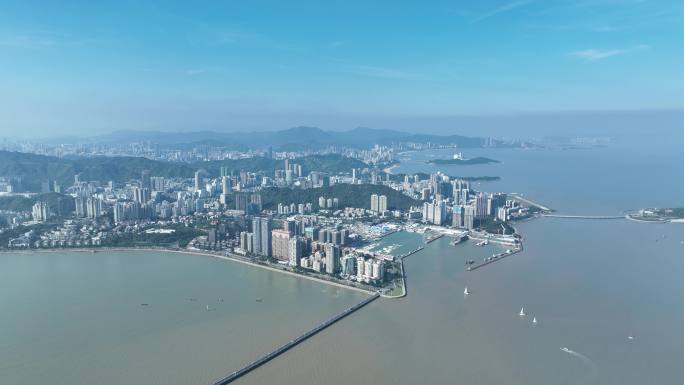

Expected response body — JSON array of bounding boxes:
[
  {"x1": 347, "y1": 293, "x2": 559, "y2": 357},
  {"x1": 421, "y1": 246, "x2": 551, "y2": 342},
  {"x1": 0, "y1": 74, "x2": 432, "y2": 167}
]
[
  {"x1": 659, "y1": 208, "x2": 684, "y2": 218},
  {"x1": 427, "y1": 156, "x2": 500, "y2": 165},
  {"x1": 257, "y1": 184, "x2": 420, "y2": 211},
  {"x1": 631, "y1": 207, "x2": 684, "y2": 221},
  {"x1": 199, "y1": 154, "x2": 366, "y2": 175},
  {"x1": 0, "y1": 193, "x2": 74, "y2": 214},
  {"x1": 0, "y1": 151, "x2": 367, "y2": 191},
  {"x1": 477, "y1": 218, "x2": 516, "y2": 235},
  {"x1": 387, "y1": 172, "x2": 500, "y2": 182},
  {"x1": 0, "y1": 223, "x2": 60, "y2": 249},
  {"x1": 103, "y1": 225, "x2": 204, "y2": 248},
  {"x1": 0, "y1": 151, "x2": 194, "y2": 191}
]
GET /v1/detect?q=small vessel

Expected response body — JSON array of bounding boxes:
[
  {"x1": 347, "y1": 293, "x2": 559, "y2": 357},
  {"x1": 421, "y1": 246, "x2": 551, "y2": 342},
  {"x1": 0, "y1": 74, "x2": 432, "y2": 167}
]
[
  {"x1": 627, "y1": 335, "x2": 634, "y2": 340},
  {"x1": 464, "y1": 287, "x2": 470, "y2": 295},
  {"x1": 140, "y1": 303, "x2": 149, "y2": 306},
  {"x1": 255, "y1": 298, "x2": 263, "y2": 302},
  {"x1": 560, "y1": 347, "x2": 571, "y2": 353},
  {"x1": 205, "y1": 305, "x2": 211, "y2": 311},
  {"x1": 519, "y1": 307, "x2": 526, "y2": 316},
  {"x1": 532, "y1": 317, "x2": 537, "y2": 324}
]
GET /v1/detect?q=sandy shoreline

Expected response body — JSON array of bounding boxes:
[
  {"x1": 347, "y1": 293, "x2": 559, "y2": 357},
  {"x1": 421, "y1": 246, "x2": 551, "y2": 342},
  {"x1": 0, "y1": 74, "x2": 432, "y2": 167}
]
[{"x1": 0, "y1": 247, "x2": 376, "y2": 295}]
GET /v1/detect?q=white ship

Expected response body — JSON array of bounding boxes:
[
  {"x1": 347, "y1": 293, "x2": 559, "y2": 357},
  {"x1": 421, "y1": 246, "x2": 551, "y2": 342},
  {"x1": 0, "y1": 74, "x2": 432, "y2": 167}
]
[
  {"x1": 519, "y1": 307, "x2": 526, "y2": 316},
  {"x1": 464, "y1": 287, "x2": 470, "y2": 295}
]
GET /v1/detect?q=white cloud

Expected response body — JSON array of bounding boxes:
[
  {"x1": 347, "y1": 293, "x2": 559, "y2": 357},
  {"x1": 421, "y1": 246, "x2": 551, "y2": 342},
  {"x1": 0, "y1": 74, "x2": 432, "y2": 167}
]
[
  {"x1": 353, "y1": 65, "x2": 421, "y2": 80},
  {"x1": 0, "y1": 34, "x2": 58, "y2": 48},
  {"x1": 568, "y1": 44, "x2": 649, "y2": 60},
  {"x1": 185, "y1": 68, "x2": 208, "y2": 75},
  {"x1": 472, "y1": 0, "x2": 533, "y2": 22}
]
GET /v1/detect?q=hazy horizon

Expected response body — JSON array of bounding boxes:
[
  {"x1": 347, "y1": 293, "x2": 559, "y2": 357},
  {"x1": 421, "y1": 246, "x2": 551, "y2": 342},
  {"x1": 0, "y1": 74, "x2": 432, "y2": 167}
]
[{"x1": 2, "y1": 108, "x2": 684, "y2": 141}]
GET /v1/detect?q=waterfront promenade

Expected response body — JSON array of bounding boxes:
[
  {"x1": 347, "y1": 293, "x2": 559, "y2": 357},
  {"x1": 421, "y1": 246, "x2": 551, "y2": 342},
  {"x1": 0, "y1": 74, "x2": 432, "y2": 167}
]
[{"x1": 210, "y1": 292, "x2": 380, "y2": 385}]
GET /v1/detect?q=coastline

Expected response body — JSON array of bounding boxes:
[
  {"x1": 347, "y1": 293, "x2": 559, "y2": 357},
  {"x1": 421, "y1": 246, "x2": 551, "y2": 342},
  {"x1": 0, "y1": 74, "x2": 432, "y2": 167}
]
[
  {"x1": 0, "y1": 247, "x2": 377, "y2": 295},
  {"x1": 383, "y1": 164, "x2": 399, "y2": 175}
]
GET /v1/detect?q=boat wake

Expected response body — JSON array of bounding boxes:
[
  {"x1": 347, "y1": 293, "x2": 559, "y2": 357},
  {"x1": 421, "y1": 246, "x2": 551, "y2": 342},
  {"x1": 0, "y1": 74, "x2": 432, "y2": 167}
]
[{"x1": 560, "y1": 347, "x2": 598, "y2": 384}]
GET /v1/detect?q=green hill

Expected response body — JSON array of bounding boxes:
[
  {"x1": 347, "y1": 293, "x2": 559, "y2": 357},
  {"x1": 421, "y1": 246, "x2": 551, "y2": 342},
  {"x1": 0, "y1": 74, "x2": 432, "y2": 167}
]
[
  {"x1": 0, "y1": 193, "x2": 75, "y2": 215},
  {"x1": 0, "y1": 151, "x2": 367, "y2": 192},
  {"x1": 258, "y1": 184, "x2": 420, "y2": 211}
]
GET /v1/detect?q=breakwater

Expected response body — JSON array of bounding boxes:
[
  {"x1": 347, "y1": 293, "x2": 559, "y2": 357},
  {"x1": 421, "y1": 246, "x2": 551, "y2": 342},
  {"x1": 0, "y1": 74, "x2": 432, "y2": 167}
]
[{"x1": 467, "y1": 246, "x2": 522, "y2": 272}]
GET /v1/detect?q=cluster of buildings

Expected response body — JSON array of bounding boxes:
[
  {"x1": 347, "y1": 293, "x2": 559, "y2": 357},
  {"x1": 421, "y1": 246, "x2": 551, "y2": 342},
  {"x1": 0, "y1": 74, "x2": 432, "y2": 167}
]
[
  {"x1": 235, "y1": 215, "x2": 388, "y2": 284},
  {"x1": 3, "y1": 145, "x2": 533, "y2": 298}
]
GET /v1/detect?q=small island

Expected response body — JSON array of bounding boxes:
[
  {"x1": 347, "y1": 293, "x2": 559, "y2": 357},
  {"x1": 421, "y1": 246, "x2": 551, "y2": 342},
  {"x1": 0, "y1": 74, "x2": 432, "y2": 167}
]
[
  {"x1": 427, "y1": 156, "x2": 500, "y2": 165},
  {"x1": 628, "y1": 208, "x2": 684, "y2": 222}
]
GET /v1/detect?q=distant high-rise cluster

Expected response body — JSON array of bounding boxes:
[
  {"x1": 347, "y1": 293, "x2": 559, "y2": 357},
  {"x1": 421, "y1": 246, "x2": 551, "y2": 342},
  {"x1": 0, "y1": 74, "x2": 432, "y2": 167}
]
[{"x1": 318, "y1": 196, "x2": 339, "y2": 210}]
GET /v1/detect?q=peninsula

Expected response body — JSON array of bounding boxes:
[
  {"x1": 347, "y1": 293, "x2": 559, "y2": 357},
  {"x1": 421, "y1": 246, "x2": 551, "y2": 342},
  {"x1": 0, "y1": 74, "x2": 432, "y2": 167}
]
[{"x1": 427, "y1": 156, "x2": 500, "y2": 165}]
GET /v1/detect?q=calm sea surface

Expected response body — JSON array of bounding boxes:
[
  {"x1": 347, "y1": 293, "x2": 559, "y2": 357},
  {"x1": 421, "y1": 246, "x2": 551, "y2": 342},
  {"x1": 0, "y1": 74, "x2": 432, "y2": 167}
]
[{"x1": 2, "y1": 139, "x2": 683, "y2": 384}]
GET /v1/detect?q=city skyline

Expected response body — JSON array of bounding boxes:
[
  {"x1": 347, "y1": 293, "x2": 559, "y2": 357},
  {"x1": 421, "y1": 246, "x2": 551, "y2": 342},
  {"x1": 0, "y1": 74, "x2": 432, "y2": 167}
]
[{"x1": 1, "y1": 0, "x2": 683, "y2": 136}]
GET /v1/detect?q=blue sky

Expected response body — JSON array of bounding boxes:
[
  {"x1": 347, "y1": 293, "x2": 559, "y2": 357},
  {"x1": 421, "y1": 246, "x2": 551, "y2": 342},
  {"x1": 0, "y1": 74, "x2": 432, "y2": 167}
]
[{"x1": 0, "y1": 0, "x2": 683, "y2": 136}]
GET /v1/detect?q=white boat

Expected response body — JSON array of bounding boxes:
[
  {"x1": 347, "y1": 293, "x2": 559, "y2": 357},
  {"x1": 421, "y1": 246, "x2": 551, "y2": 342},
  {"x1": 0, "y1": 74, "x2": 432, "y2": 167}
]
[
  {"x1": 464, "y1": 287, "x2": 470, "y2": 295},
  {"x1": 206, "y1": 305, "x2": 211, "y2": 311},
  {"x1": 519, "y1": 307, "x2": 526, "y2": 316},
  {"x1": 532, "y1": 317, "x2": 537, "y2": 324},
  {"x1": 627, "y1": 335, "x2": 634, "y2": 340},
  {"x1": 560, "y1": 347, "x2": 571, "y2": 353}
]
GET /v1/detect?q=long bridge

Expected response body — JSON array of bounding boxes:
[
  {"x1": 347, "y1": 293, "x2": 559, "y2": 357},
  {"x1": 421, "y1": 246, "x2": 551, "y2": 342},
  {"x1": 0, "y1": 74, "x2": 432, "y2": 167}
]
[
  {"x1": 541, "y1": 214, "x2": 625, "y2": 220},
  {"x1": 210, "y1": 292, "x2": 380, "y2": 385}
]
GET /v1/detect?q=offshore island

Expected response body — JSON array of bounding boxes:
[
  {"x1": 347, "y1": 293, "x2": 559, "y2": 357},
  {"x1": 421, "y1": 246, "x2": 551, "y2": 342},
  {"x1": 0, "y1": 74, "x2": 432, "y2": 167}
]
[
  {"x1": 427, "y1": 152, "x2": 500, "y2": 165},
  {"x1": 627, "y1": 207, "x2": 684, "y2": 223}
]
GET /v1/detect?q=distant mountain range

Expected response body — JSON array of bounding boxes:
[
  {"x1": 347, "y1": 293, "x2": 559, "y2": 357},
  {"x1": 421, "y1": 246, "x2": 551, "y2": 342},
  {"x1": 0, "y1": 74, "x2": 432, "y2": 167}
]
[{"x1": 46, "y1": 126, "x2": 523, "y2": 150}]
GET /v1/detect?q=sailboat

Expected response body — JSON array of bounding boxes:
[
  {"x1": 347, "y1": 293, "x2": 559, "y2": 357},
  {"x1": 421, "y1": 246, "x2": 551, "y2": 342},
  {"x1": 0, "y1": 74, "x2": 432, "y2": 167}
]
[
  {"x1": 519, "y1": 307, "x2": 526, "y2": 316},
  {"x1": 464, "y1": 287, "x2": 470, "y2": 295},
  {"x1": 532, "y1": 317, "x2": 537, "y2": 324}
]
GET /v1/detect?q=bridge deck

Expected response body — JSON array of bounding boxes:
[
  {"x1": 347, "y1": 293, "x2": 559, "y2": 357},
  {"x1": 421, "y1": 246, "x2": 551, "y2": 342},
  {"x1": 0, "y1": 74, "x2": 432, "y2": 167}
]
[{"x1": 210, "y1": 292, "x2": 380, "y2": 385}]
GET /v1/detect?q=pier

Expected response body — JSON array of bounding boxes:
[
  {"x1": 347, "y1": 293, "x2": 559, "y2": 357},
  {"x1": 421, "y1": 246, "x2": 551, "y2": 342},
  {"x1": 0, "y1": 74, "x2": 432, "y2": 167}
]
[
  {"x1": 467, "y1": 247, "x2": 521, "y2": 271},
  {"x1": 398, "y1": 246, "x2": 425, "y2": 259},
  {"x1": 425, "y1": 233, "x2": 444, "y2": 244},
  {"x1": 210, "y1": 292, "x2": 380, "y2": 385}
]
